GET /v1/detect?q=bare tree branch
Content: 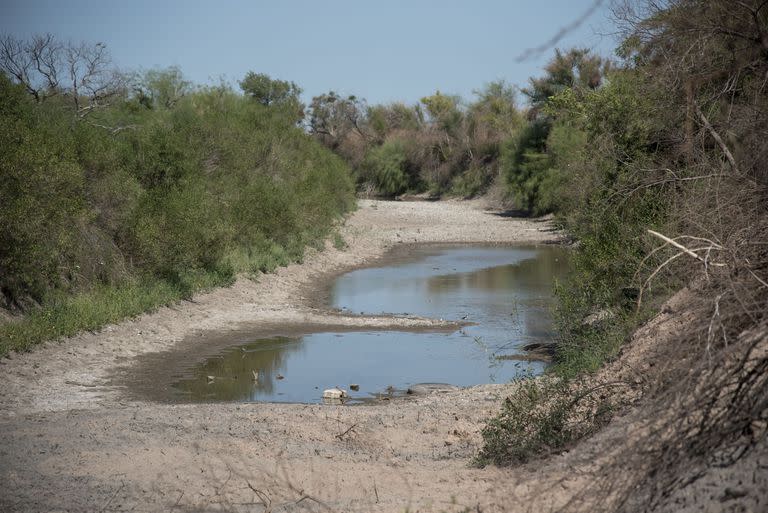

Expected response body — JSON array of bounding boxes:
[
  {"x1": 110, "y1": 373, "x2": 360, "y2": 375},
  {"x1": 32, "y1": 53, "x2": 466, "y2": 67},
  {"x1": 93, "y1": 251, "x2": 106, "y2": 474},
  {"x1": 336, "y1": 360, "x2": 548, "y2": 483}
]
[
  {"x1": 516, "y1": 0, "x2": 604, "y2": 62},
  {"x1": 0, "y1": 33, "x2": 125, "y2": 115},
  {"x1": 0, "y1": 34, "x2": 38, "y2": 100},
  {"x1": 694, "y1": 101, "x2": 740, "y2": 173}
]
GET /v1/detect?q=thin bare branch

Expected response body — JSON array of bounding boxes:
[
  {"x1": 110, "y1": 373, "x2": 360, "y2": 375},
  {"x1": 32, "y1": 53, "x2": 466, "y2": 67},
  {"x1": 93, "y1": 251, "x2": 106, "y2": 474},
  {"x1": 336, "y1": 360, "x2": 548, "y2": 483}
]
[
  {"x1": 647, "y1": 229, "x2": 726, "y2": 265},
  {"x1": 694, "y1": 102, "x2": 740, "y2": 173},
  {"x1": 516, "y1": 0, "x2": 605, "y2": 61}
]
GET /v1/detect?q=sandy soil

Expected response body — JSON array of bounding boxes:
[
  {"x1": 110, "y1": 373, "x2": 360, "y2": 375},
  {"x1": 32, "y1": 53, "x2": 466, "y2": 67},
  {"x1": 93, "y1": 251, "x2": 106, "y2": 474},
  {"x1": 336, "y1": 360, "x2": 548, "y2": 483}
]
[{"x1": 2, "y1": 199, "x2": 763, "y2": 513}]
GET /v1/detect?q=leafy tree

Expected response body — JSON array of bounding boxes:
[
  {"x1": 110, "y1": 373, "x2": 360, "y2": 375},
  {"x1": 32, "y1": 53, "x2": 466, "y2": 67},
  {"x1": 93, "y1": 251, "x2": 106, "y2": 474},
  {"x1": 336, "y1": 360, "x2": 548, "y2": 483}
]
[
  {"x1": 239, "y1": 71, "x2": 301, "y2": 106},
  {"x1": 362, "y1": 140, "x2": 411, "y2": 196},
  {"x1": 469, "y1": 80, "x2": 522, "y2": 135},
  {"x1": 523, "y1": 48, "x2": 608, "y2": 114},
  {"x1": 366, "y1": 102, "x2": 422, "y2": 141},
  {"x1": 134, "y1": 66, "x2": 191, "y2": 109},
  {"x1": 308, "y1": 91, "x2": 367, "y2": 147},
  {"x1": 420, "y1": 90, "x2": 462, "y2": 133},
  {"x1": 0, "y1": 59, "x2": 355, "y2": 351}
]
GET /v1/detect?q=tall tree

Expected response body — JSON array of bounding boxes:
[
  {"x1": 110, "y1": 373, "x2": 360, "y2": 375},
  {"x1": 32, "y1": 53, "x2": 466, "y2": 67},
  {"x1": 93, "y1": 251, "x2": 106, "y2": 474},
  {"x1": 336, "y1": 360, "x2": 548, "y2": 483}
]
[
  {"x1": 523, "y1": 48, "x2": 608, "y2": 116},
  {"x1": 239, "y1": 72, "x2": 301, "y2": 106},
  {"x1": 134, "y1": 66, "x2": 191, "y2": 109},
  {"x1": 308, "y1": 91, "x2": 368, "y2": 148}
]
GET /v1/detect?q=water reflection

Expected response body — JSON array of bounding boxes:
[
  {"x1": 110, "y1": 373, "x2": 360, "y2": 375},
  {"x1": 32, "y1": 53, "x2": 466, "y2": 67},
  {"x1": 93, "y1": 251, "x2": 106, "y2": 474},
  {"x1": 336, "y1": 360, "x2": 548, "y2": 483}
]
[
  {"x1": 171, "y1": 245, "x2": 570, "y2": 403},
  {"x1": 173, "y1": 337, "x2": 304, "y2": 401}
]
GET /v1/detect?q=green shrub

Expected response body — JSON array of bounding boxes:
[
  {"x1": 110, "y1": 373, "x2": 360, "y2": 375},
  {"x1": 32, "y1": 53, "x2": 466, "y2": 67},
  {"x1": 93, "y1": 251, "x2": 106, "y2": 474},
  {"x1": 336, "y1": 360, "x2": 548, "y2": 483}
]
[
  {"x1": 362, "y1": 140, "x2": 411, "y2": 196},
  {"x1": 477, "y1": 376, "x2": 613, "y2": 466},
  {"x1": 449, "y1": 164, "x2": 487, "y2": 198},
  {"x1": 0, "y1": 77, "x2": 88, "y2": 303},
  {"x1": 501, "y1": 120, "x2": 551, "y2": 212},
  {"x1": 479, "y1": 65, "x2": 676, "y2": 467},
  {"x1": 0, "y1": 69, "x2": 355, "y2": 355}
]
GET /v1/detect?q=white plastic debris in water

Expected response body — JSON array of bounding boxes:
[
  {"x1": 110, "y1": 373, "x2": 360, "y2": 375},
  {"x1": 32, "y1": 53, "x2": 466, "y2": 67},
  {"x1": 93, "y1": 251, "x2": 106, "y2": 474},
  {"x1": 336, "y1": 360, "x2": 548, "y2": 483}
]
[{"x1": 322, "y1": 387, "x2": 348, "y2": 399}]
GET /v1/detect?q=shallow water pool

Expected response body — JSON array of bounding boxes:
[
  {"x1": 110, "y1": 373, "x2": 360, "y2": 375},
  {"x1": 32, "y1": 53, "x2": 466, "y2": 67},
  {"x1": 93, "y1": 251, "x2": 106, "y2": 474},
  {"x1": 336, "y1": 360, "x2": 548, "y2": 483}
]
[{"x1": 170, "y1": 245, "x2": 569, "y2": 403}]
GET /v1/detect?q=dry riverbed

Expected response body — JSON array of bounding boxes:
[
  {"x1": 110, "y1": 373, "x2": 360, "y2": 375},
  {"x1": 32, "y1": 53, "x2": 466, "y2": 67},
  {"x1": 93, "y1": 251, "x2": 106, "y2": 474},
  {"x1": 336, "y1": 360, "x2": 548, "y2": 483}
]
[
  {"x1": 4, "y1": 199, "x2": 762, "y2": 513},
  {"x1": 1, "y1": 199, "x2": 568, "y2": 512}
]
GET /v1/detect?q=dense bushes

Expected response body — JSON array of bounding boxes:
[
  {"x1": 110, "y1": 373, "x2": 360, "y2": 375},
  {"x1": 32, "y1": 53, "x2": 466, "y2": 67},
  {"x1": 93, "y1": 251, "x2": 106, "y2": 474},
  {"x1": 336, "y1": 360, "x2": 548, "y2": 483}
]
[
  {"x1": 309, "y1": 81, "x2": 523, "y2": 198},
  {"x1": 478, "y1": 59, "x2": 679, "y2": 464},
  {"x1": 0, "y1": 68, "x2": 354, "y2": 354},
  {"x1": 480, "y1": 0, "x2": 768, "y2": 485},
  {"x1": 362, "y1": 140, "x2": 412, "y2": 196},
  {"x1": 308, "y1": 52, "x2": 610, "y2": 203}
]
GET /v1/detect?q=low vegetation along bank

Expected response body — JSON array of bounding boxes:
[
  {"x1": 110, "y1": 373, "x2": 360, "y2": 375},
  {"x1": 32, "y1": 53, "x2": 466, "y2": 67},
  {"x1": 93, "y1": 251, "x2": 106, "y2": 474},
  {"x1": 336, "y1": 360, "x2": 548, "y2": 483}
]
[
  {"x1": 0, "y1": 58, "x2": 354, "y2": 355},
  {"x1": 476, "y1": 2, "x2": 766, "y2": 509}
]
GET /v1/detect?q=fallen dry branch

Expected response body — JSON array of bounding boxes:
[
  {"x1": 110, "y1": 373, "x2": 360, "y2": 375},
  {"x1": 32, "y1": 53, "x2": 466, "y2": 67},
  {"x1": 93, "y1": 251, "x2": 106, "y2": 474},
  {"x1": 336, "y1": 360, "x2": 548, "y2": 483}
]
[
  {"x1": 638, "y1": 230, "x2": 727, "y2": 307},
  {"x1": 646, "y1": 229, "x2": 725, "y2": 266}
]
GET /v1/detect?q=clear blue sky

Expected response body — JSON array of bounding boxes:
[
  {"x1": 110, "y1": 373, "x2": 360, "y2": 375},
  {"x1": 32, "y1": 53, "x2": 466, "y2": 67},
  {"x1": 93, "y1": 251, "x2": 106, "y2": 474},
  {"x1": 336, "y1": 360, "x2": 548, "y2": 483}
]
[{"x1": 1, "y1": 0, "x2": 617, "y2": 106}]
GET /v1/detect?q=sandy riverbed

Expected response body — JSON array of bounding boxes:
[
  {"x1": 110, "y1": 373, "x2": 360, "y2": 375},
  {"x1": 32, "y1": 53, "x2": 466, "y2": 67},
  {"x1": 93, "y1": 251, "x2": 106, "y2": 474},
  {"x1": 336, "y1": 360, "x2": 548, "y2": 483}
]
[
  {"x1": 5, "y1": 199, "x2": 760, "y2": 513},
  {"x1": 0, "y1": 199, "x2": 567, "y2": 512}
]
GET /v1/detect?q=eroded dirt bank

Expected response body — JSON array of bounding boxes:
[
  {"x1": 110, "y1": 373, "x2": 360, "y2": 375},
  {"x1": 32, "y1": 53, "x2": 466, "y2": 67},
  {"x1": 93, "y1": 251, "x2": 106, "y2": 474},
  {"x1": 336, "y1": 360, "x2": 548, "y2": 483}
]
[{"x1": 0, "y1": 199, "x2": 568, "y2": 512}]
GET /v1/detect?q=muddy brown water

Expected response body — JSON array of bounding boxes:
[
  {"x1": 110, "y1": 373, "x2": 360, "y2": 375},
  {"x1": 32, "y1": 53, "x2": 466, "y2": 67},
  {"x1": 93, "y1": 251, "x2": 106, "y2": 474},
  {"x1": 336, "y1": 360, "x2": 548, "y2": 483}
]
[{"x1": 139, "y1": 245, "x2": 570, "y2": 404}]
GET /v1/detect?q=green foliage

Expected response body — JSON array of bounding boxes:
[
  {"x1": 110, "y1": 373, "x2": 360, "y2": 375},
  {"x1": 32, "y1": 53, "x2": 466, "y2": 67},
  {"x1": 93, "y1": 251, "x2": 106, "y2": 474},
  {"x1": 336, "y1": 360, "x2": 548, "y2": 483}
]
[
  {"x1": 308, "y1": 91, "x2": 367, "y2": 151},
  {"x1": 0, "y1": 278, "x2": 199, "y2": 355},
  {"x1": 239, "y1": 71, "x2": 301, "y2": 106},
  {"x1": 501, "y1": 119, "x2": 552, "y2": 213},
  {"x1": 332, "y1": 231, "x2": 347, "y2": 250},
  {"x1": 0, "y1": 76, "x2": 88, "y2": 303},
  {"x1": 449, "y1": 165, "x2": 486, "y2": 198},
  {"x1": 135, "y1": 66, "x2": 192, "y2": 109},
  {"x1": 502, "y1": 49, "x2": 611, "y2": 216},
  {"x1": 309, "y1": 81, "x2": 531, "y2": 198},
  {"x1": 0, "y1": 69, "x2": 354, "y2": 355},
  {"x1": 533, "y1": 121, "x2": 588, "y2": 214},
  {"x1": 362, "y1": 140, "x2": 412, "y2": 196},
  {"x1": 523, "y1": 48, "x2": 608, "y2": 110},
  {"x1": 420, "y1": 90, "x2": 463, "y2": 133},
  {"x1": 481, "y1": 55, "x2": 678, "y2": 466},
  {"x1": 366, "y1": 102, "x2": 422, "y2": 140},
  {"x1": 469, "y1": 80, "x2": 523, "y2": 136},
  {"x1": 477, "y1": 377, "x2": 613, "y2": 466},
  {"x1": 536, "y1": 71, "x2": 670, "y2": 377},
  {"x1": 239, "y1": 72, "x2": 304, "y2": 124}
]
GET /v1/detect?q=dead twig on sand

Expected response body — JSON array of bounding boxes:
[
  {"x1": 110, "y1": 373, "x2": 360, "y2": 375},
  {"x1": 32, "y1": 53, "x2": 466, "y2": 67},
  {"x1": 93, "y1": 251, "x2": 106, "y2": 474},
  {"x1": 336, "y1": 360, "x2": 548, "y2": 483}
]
[
  {"x1": 295, "y1": 494, "x2": 332, "y2": 509},
  {"x1": 335, "y1": 423, "x2": 358, "y2": 440},
  {"x1": 169, "y1": 491, "x2": 183, "y2": 512},
  {"x1": 246, "y1": 481, "x2": 272, "y2": 512},
  {"x1": 99, "y1": 481, "x2": 124, "y2": 513}
]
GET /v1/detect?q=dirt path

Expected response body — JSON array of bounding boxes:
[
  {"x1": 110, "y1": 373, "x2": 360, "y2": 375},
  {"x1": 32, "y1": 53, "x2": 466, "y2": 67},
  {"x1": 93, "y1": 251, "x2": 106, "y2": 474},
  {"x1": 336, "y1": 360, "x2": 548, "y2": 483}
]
[{"x1": 0, "y1": 199, "x2": 567, "y2": 513}]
